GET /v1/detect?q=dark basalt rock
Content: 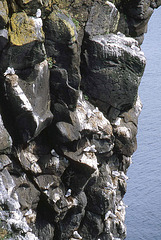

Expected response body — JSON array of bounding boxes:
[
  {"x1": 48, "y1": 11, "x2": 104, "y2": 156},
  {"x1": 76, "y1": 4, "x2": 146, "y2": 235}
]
[
  {"x1": 79, "y1": 211, "x2": 104, "y2": 240},
  {"x1": 116, "y1": 0, "x2": 161, "y2": 44},
  {"x1": 81, "y1": 33, "x2": 146, "y2": 120},
  {"x1": 55, "y1": 192, "x2": 87, "y2": 240},
  {"x1": 12, "y1": 174, "x2": 40, "y2": 211},
  {"x1": 0, "y1": 29, "x2": 8, "y2": 53},
  {"x1": 15, "y1": 0, "x2": 42, "y2": 15},
  {"x1": 0, "y1": 166, "x2": 38, "y2": 239},
  {"x1": 0, "y1": 41, "x2": 46, "y2": 71},
  {"x1": 44, "y1": 8, "x2": 81, "y2": 91},
  {"x1": 112, "y1": 96, "x2": 142, "y2": 156},
  {"x1": 85, "y1": 1, "x2": 120, "y2": 37},
  {"x1": 1, "y1": 60, "x2": 53, "y2": 143},
  {"x1": 0, "y1": 1, "x2": 157, "y2": 239},
  {"x1": 50, "y1": 67, "x2": 79, "y2": 111},
  {"x1": 0, "y1": 12, "x2": 46, "y2": 71}
]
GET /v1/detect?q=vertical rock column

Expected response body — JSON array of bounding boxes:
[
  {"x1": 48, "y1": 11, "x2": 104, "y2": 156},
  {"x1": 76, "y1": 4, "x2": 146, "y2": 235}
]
[
  {"x1": 0, "y1": 0, "x2": 155, "y2": 240},
  {"x1": 0, "y1": 11, "x2": 53, "y2": 143}
]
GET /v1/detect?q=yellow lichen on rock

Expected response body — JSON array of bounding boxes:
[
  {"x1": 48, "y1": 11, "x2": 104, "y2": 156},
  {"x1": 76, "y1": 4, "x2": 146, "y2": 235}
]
[
  {"x1": 47, "y1": 10, "x2": 77, "y2": 44},
  {"x1": 9, "y1": 12, "x2": 44, "y2": 46},
  {"x1": 0, "y1": 0, "x2": 9, "y2": 26},
  {"x1": 52, "y1": 0, "x2": 70, "y2": 9},
  {"x1": 62, "y1": 18, "x2": 77, "y2": 42},
  {"x1": 21, "y1": 0, "x2": 32, "y2": 4}
]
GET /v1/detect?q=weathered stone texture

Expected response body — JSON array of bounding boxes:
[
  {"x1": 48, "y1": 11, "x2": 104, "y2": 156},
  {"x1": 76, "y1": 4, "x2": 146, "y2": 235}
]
[
  {"x1": 81, "y1": 33, "x2": 146, "y2": 120},
  {"x1": 0, "y1": 114, "x2": 12, "y2": 153},
  {"x1": 0, "y1": 0, "x2": 156, "y2": 239},
  {"x1": 0, "y1": 0, "x2": 8, "y2": 29},
  {"x1": 85, "y1": 1, "x2": 120, "y2": 37},
  {"x1": 1, "y1": 60, "x2": 52, "y2": 143},
  {"x1": 115, "y1": 0, "x2": 161, "y2": 44}
]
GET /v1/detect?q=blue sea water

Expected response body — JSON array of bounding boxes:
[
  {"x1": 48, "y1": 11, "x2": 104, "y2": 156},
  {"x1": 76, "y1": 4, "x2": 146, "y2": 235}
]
[{"x1": 124, "y1": 7, "x2": 161, "y2": 240}]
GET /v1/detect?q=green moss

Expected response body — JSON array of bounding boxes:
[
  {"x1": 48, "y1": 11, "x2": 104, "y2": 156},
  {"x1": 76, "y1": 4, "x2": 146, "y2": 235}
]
[
  {"x1": 59, "y1": 10, "x2": 80, "y2": 30},
  {"x1": 46, "y1": 57, "x2": 56, "y2": 69},
  {"x1": 72, "y1": 17, "x2": 79, "y2": 29},
  {"x1": 83, "y1": 94, "x2": 89, "y2": 101}
]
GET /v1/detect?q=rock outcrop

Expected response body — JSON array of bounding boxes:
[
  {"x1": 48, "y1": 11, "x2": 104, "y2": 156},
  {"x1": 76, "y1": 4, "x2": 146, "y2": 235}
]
[
  {"x1": 81, "y1": 33, "x2": 145, "y2": 121},
  {"x1": 0, "y1": 0, "x2": 160, "y2": 240}
]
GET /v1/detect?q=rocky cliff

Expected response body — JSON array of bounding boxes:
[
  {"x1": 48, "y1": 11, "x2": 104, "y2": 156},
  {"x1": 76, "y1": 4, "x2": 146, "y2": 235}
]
[{"x1": 0, "y1": 1, "x2": 160, "y2": 240}]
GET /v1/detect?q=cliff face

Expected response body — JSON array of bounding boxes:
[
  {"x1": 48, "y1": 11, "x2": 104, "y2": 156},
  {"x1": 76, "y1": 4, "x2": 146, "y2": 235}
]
[{"x1": 0, "y1": 1, "x2": 160, "y2": 240}]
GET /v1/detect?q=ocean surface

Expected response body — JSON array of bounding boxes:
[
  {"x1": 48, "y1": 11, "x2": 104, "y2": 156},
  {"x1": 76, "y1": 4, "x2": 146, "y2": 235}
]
[{"x1": 124, "y1": 7, "x2": 161, "y2": 240}]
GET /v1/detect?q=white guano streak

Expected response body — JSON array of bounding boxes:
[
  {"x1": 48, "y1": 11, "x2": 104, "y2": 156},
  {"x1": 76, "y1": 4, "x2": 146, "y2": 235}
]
[{"x1": 13, "y1": 85, "x2": 33, "y2": 111}]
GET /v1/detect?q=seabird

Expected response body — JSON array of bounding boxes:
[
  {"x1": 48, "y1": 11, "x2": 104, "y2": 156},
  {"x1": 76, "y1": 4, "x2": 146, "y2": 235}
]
[
  {"x1": 112, "y1": 170, "x2": 120, "y2": 178},
  {"x1": 73, "y1": 230, "x2": 82, "y2": 239},
  {"x1": 51, "y1": 149, "x2": 59, "y2": 158},
  {"x1": 4, "y1": 67, "x2": 15, "y2": 76},
  {"x1": 104, "y1": 211, "x2": 116, "y2": 221},
  {"x1": 36, "y1": 9, "x2": 41, "y2": 18},
  {"x1": 65, "y1": 189, "x2": 72, "y2": 198},
  {"x1": 83, "y1": 145, "x2": 97, "y2": 153}
]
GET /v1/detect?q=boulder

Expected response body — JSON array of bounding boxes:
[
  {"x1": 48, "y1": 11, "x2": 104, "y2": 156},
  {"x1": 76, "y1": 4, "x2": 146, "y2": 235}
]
[
  {"x1": 50, "y1": 67, "x2": 79, "y2": 111},
  {"x1": 44, "y1": 8, "x2": 80, "y2": 90},
  {"x1": 9, "y1": 12, "x2": 44, "y2": 46},
  {"x1": 81, "y1": 33, "x2": 146, "y2": 120},
  {"x1": 0, "y1": 12, "x2": 46, "y2": 70},
  {"x1": 14, "y1": 0, "x2": 59, "y2": 16},
  {"x1": 15, "y1": 0, "x2": 42, "y2": 15},
  {"x1": 79, "y1": 211, "x2": 104, "y2": 240},
  {"x1": 85, "y1": 171, "x2": 115, "y2": 216},
  {"x1": 122, "y1": 0, "x2": 152, "y2": 20},
  {"x1": 2, "y1": 60, "x2": 53, "y2": 143},
  {"x1": 116, "y1": 0, "x2": 154, "y2": 40},
  {"x1": 54, "y1": 91, "x2": 113, "y2": 144},
  {"x1": 0, "y1": 29, "x2": 8, "y2": 52},
  {"x1": 56, "y1": 192, "x2": 87, "y2": 240},
  {"x1": 38, "y1": 153, "x2": 69, "y2": 176},
  {"x1": 113, "y1": 96, "x2": 142, "y2": 156},
  {"x1": 56, "y1": 121, "x2": 81, "y2": 143},
  {"x1": 85, "y1": 1, "x2": 120, "y2": 37},
  {"x1": 127, "y1": 8, "x2": 153, "y2": 37},
  {"x1": 17, "y1": 149, "x2": 42, "y2": 174},
  {"x1": 12, "y1": 173, "x2": 40, "y2": 211}
]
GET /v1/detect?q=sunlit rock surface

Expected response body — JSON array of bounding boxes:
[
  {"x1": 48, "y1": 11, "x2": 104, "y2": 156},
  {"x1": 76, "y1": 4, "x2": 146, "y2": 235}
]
[
  {"x1": 85, "y1": 1, "x2": 120, "y2": 37},
  {"x1": 0, "y1": 0, "x2": 160, "y2": 239},
  {"x1": 0, "y1": 0, "x2": 8, "y2": 28},
  {"x1": 1, "y1": 60, "x2": 52, "y2": 143},
  {"x1": 81, "y1": 33, "x2": 146, "y2": 121},
  {"x1": 0, "y1": 115, "x2": 12, "y2": 153}
]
